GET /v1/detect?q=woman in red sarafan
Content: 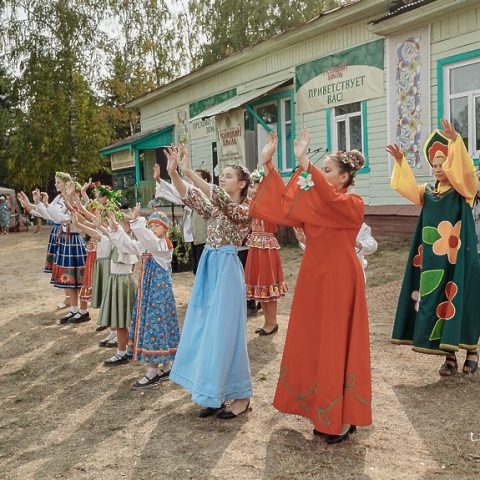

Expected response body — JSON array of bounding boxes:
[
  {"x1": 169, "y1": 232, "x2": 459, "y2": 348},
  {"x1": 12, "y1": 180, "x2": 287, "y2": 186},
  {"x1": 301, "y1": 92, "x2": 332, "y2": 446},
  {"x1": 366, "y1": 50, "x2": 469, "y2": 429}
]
[
  {"x1": 250, "y1": 129, "x2": 371, "y2": 444},
  {"x1": 245, "y1": 171, "x2": 288, "y2": 336}
]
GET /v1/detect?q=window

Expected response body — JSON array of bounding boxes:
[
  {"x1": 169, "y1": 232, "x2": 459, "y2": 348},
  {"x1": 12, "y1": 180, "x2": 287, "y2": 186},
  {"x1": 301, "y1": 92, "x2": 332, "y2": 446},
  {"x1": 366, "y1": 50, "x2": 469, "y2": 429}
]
[
  {"x1": 332, "y1": 102, "x2": 363, "y2": 152},
  {"x1": 444, "y1": 58, "x2": 480, "y2": 158},
  {"x1": 250, "y1": 90, "x2": 295, "y2": 174}
]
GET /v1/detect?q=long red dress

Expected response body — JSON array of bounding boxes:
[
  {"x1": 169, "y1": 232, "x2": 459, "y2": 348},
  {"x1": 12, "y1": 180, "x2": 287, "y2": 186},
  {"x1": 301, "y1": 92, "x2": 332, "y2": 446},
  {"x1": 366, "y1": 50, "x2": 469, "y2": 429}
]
[{"x1": 250, "y1": 162, "x2": 372, "y2": 434}]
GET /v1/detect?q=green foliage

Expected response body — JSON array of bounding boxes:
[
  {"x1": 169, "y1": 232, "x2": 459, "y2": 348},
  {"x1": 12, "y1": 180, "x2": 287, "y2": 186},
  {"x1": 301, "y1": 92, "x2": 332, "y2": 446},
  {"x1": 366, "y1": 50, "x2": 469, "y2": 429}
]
[
  {"x1": 0, "y1": 0, "x2": 349, "y2": 191},
  {"x1": 168, "y1": 224, "x2": 191, "y2": 264},
  {"x1": 196, "y1": 0, "x2": 345, "y2": 66}
]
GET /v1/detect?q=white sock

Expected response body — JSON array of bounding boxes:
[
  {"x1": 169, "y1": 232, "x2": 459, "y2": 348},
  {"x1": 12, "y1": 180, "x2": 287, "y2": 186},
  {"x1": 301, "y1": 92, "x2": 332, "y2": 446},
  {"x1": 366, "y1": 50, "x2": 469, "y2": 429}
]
[
  {"x1": 71, "y1": 306, "x2": 79, "y2": 314},
  {"x1": 105, "y1": 331, "x2": 117, "y2": 341},
  {"x1": 79, "y1": 309, "x2": 88, "y2": 315},
  {"x1": 117, "y1": 350, "x2": 127, "y2": 356},
  {"x1": 146, "y1": 367, "x2": 159, "y2": 379},
  {"x1": 162, "y1": 361, "x2": 171, "y2": 372}
]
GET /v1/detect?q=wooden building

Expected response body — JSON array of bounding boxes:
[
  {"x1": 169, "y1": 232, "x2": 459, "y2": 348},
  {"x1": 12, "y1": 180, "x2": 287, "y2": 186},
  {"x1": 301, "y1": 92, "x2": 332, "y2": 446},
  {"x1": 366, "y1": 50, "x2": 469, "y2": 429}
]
[{"x1": 100, "y1": 0, "x2": 480, "y2": 240}]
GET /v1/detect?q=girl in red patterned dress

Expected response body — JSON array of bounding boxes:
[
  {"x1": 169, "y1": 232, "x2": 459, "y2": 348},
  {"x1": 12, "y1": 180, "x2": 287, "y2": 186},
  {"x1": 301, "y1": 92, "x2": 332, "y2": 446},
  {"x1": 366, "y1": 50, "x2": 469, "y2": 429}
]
[{"x1": 245, "y1": 171, "x2": 288, "y2": 335}]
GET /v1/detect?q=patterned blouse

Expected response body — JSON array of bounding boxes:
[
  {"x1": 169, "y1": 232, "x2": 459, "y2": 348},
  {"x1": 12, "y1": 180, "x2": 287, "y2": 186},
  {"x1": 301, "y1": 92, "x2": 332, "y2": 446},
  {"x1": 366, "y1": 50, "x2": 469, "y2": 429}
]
[{"x1": 182, "y1": 185, "x2": 252, "y2": 248}]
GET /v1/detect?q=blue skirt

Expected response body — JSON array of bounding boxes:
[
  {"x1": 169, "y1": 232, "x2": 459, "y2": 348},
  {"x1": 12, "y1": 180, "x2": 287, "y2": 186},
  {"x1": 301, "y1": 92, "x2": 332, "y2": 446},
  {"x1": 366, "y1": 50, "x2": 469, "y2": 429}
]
[
  {"x1": 128, "y1": 255, "x2": 180, "y2": 364},
  {"x1": 50, "y1": 231, "x2": 87, "y2": 289},
  {"x1": 170, "y1": 244, "x2": 253, "y2": 408},
  {"x1": 44, "y1": 223, "x2": 61, "y2": 273}
]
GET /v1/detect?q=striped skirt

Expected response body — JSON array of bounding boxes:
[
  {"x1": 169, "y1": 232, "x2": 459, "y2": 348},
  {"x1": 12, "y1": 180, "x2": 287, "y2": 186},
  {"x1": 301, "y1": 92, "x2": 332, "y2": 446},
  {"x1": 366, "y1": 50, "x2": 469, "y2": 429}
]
[{"x1": 50, "y1": 232, "x2": 87, "y2": 289}]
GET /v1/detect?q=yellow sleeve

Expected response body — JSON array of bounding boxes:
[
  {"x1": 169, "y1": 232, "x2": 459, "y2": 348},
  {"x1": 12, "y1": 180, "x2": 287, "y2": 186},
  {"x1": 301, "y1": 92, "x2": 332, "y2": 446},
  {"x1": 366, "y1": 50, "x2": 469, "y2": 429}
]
[
  {"x1": 391, "y1": 158, "x2": 424, "y2": 206},
  {"x1": 442, "y1": 134, "x2": 478, "y2": 207}
]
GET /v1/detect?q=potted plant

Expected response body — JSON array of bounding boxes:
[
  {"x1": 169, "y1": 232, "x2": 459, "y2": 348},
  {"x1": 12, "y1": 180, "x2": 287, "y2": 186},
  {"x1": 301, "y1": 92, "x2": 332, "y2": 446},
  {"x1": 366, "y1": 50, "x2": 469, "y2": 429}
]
[{"x1": 168, "y1": 222, "x2": 192, "y2": 273}]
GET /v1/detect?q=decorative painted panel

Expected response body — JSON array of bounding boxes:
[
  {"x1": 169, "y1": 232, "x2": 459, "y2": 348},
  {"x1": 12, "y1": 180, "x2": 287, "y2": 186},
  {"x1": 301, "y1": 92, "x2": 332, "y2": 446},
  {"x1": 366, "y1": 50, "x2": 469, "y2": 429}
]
[{"x1": 387, "y1": 26, "x2": 431, "y2": 176}]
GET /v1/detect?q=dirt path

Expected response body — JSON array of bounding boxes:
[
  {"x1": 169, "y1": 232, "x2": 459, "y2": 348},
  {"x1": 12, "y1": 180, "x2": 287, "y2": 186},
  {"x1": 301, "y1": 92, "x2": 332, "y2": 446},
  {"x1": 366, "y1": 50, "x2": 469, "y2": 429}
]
[{"x1": 1, "y1": 229, "x2": 479, "y2": 479}]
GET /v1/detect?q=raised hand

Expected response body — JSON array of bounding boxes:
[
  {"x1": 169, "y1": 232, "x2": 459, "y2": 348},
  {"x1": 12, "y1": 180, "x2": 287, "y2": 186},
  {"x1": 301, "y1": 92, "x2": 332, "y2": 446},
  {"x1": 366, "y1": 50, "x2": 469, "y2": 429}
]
[
  {"x1": 440, "y1": 119, "x2": 457, "y2": 141},
  {"x1": 17, "y1": 191, "x2": 33, "y2": 210},
  {"x1": 153, "y1": 163, "x2": 161, "y2": 183},
  {"x1": 293, "y1": 128, "x2": 311, "y2": 160},
  {"x1": 81, "y1": 178, "x2": 92, "y2": 194},
  {"x1": 177, "y1": 143, "x2": 192, "y2": 173},
  {"x1": 92, "y1": 210, "x2": 103, "y2": 229},
  {"x1": 164, "y1": 145, "x2": 180, "y2": 176},
  {"x1": 32, "y1": 189, "x2": 41, "y2": 205},
  {"x1": 261, "y1": 132, "x2": 278, "y2": 165},
  {"x1": 40, "y1": 192, "x2": 49, "y2": 206},
  {"x1": 107, "y1": 211, "x2": 118, "y2": 231},
  {"x1": 66, "y1": 180, "x2": 76, "y2": 197},
  {"x1": 128, "y1": 202, "x2": 141, "y2": 222},
  {"x1": 385, "y1": 144, "x2": 404, "y2": 164}
]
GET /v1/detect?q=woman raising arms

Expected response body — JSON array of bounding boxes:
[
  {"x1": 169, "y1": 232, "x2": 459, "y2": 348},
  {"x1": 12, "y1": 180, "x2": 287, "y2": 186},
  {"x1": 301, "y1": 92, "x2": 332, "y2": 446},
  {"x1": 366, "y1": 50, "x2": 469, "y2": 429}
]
[{"x1": 251, "y1": 129, "x2": 371, "y2": 444}]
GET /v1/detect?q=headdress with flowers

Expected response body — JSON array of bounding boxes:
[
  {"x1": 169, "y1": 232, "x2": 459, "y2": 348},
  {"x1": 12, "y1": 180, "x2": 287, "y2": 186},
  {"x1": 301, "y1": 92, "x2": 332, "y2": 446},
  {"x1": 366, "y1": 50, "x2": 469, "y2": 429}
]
[
  {"x1": 92, "y1": 182, "x2": 122, "y2": 205},
  {"x1": 55, "y1": 171, "x2": 72, "y2": 183},
  {"x1": 66, "y1": 180, "x2": 82, "y2": 192},
  {"x1": 225, "y1": 162, "x2": 250, "y2": 176},
  {"x1": 114, "y1": 210, "x2": 130, "y2": 223}
]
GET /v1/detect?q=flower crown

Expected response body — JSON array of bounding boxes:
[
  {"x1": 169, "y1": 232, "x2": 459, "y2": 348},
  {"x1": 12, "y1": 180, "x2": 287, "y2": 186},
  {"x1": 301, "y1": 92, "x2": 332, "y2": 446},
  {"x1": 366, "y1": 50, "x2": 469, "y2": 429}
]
[
  {"x1": 225, "y1": 162, "x2": 250, "y2": 176},
  {"x1": 114, "y1": 210, "x2": 130, "y2": 222},
  {"x1": 87, "y1": 198, "x2": 121, "y2": 218},
  {"x1": 336, "y1": 151, "x2": 361, "y2": 175},
  {"x1": 65, "y1": 180, "x2": 82, "y2": 192},
  {"x1": 92, "y1": 182, "x2": 122, "y2": 205},
  {"x1": 55, "y1": 171, "x2": 72, "y2": 183}
]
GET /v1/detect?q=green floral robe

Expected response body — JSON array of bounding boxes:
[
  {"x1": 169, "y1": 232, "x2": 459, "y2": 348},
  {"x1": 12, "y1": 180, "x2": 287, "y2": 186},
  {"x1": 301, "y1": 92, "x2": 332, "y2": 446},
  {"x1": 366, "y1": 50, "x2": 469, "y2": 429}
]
[{"x1": 391, "y1": 136, "x2": 480, "y2": 354}]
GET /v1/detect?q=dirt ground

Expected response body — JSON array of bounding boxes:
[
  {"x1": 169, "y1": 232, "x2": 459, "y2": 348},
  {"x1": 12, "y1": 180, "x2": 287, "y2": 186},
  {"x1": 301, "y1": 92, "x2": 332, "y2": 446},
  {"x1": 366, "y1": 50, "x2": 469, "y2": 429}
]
[{"x1": 1, "y1": 228, "x2": 480, "y2": 480}]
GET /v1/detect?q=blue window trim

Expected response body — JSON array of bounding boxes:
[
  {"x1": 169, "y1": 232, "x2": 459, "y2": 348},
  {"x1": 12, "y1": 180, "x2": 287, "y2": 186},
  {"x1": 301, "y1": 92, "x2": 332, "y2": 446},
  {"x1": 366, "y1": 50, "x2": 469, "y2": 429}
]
[
  {"x1": 326, "y1": 102, "x2": 370, "y2": 174},
  {"x1": 438, "y1": 49, "x2": 480, "y2": 165},
  {"x1": 246, "y1": 89, "x2": 295, "y2": 177},
  {"x1": 437, "y1": 48, "x2": 480, "y2": 126}
]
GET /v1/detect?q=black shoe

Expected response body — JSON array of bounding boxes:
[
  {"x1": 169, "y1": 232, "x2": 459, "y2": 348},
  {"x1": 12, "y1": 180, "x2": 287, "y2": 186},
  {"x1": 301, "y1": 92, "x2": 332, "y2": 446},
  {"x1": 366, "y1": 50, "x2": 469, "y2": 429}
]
[
  {"x1": 99, "y1": 337, "x2": 117, "y2": 347},
  {"x1": 198, "y1": 403, "x2": 225, "y2": 418},
  {"x1": 131, "y1": 370, "x2": 170, "y2": 390},
  {"x1": 247, "y1": 307, "x2": 258, "y2": 317},
  {"x1": 95, "y1": 325, "x2": 107, "y2": 332},
  {"x1": 104, "y1": 353, "x2": 130, "y2": 366},
  {"x1": 216, "y1": 401, "x2": 251, "y2": 419},
  {"x1": 59, "y1": 311, "x2": 75, "y2": 324},
  {"x1": 256, "y1": 302, "x2": 262, "y2": 311},
  {"x1": 257, "y1": 324, "x2": 279, "y2": 336},
  {"x1": 325, "y1": 425, "x2": 356, "y2": 444},
  {"x1": 68, "y1": 311, "x2": 91, "y2": 324}
]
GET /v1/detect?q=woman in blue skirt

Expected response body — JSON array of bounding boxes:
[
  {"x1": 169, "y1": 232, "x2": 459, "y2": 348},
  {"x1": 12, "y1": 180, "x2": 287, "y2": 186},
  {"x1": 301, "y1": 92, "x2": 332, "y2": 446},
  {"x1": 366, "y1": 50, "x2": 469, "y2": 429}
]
[{"x1": 165, "y1": 144, "x2": 253, "y2": 419}]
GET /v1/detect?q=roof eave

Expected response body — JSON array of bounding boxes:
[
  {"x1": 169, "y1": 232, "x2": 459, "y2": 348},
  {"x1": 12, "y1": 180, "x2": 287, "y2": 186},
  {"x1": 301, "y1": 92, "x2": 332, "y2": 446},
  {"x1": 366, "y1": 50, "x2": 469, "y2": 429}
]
[
  {"x1": 126, "y1": 0, "x2": 391, "y2": 109},
  {"x1": 368, "y1": 0, "x2": 479, "y2": 36}
]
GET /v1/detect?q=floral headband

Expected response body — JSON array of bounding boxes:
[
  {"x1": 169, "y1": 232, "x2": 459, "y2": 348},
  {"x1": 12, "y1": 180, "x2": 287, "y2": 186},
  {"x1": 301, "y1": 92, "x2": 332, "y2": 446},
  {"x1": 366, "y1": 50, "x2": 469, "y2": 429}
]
[
  {"x1": 55, "y1": 171, "x2": 72, "y2": 183},
  {"x1": 66, "y1": 180, "x2": 82, "y2": 192},
  {"x1": 336, "y1": 151, "x2": 361, "y2": 175},
  {"x1": 250, "y1": 169, "x2": 265, "y2": 184},
  {"x1": 114, "y1": 210, "x2": 130, "y2": 222},
  {"x1": 225, "y1": 162, "x2": 250, "y2": 176},
  {"x1": 87, "y1": 198, "x2": 121, "y2": 218},
  {"x1": 92, "y1": 183, "x2": 122, "y2": 205}
]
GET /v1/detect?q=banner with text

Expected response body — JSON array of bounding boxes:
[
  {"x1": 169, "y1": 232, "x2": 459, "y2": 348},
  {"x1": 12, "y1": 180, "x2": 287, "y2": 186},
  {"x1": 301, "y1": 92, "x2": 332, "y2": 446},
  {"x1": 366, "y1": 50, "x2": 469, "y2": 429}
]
[
  {"x1": 111, "y1": 149, "x2": 135, "y2": 171},
  {"x1": 216, "y1": 108, "x2": 246, "y2": 165},
  {"x1": 296, "y1": 39, "x2": 384, "y2": 113}
]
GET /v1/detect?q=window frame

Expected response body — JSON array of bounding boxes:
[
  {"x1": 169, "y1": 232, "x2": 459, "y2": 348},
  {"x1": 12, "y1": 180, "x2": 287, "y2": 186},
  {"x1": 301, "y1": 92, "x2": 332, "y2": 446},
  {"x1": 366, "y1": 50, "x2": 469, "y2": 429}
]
[{"x1": 438, "y1": 49, "x2": 480, "y2": 161}]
